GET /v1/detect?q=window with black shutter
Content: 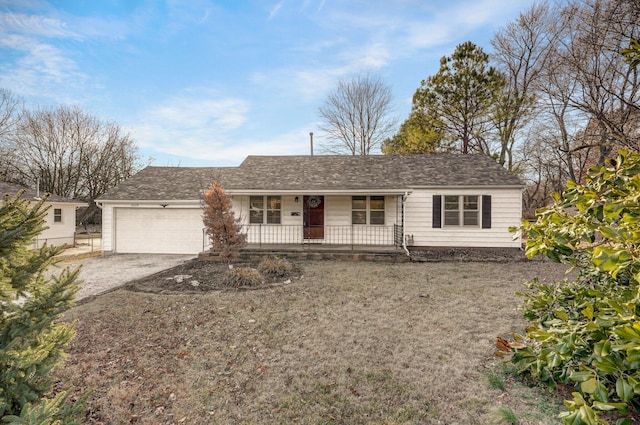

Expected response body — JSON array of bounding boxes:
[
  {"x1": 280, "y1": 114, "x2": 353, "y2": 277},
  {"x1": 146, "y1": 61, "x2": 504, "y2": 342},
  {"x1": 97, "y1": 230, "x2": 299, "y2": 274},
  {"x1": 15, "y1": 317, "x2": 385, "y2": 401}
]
[{"x1": 432, "y1": 194, "x2": 491, "y2": 228}]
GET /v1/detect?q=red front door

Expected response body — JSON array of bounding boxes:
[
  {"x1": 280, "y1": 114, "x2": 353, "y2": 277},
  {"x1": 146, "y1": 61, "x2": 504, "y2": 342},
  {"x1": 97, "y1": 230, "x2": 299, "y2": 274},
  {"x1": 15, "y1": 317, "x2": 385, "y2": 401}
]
[{"x1": 303, "y1": 195, "x2": 324, "y2": 239}]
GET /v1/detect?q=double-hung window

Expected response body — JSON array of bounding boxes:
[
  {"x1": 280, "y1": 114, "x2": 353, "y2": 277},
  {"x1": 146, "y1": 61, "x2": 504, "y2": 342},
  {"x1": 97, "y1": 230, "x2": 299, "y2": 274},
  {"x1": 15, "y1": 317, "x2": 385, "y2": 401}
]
[
  {"x1": 369, "y1": 196, "x2": 385, "y2": 225},
  {"x1": 443, "y1": 195, "x2": 479, "y2": 227},
  {"x1": 352, "y1": 196, "x2": 367, "y2": 224},
  {"x1": 266, "y1": 196, "x2": 281, "y2": 224},
  {"x1": 463, "y1": 196, "x2": 479, "y2": 226},
  {"x1": 54, "y1": 208, "x2": 62, "y2": 223},
  {"x1": 351, "y1": 196, "x2": 385, "y2": 225},
  {"x1": 250, "y1": 196, "x2": 281, "y2": 224},
  {"x1": 433, "y1": 195, "x2": 491, "y2": 229}
]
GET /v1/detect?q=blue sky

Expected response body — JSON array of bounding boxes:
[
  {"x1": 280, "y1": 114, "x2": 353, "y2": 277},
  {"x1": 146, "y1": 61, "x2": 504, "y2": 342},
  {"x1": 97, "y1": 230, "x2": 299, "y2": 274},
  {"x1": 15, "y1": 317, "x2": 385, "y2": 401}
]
[{"x1": 0, "y1": 0, "x2": 535, "y2": 166}]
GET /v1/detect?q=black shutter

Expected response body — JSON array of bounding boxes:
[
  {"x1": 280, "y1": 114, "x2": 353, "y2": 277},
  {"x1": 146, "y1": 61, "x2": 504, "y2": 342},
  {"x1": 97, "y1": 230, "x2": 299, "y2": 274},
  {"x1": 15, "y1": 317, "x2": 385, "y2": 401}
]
[
  {"x1": 432, "y1": 195, "x2": 441, "y2": 228},
  {"x1": 482, "y1": 195, "x2": 491, "y2": 229}
]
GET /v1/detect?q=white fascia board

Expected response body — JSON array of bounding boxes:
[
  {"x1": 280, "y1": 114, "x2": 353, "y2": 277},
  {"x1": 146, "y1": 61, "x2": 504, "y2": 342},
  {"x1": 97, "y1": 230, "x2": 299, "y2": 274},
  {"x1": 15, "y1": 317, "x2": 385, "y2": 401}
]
[
  {"x1": 99, "y1": 199, "x2": 202, "y2": 206},
  {"x1": 225, "y1": 189, "x2": 410, "y2": 195},
  {"x1": 407, "y1": 185, "x2": 524, "y2": 190},
  {"x1": 45, "y1": 200, "x2": 88, "y2": 207}
]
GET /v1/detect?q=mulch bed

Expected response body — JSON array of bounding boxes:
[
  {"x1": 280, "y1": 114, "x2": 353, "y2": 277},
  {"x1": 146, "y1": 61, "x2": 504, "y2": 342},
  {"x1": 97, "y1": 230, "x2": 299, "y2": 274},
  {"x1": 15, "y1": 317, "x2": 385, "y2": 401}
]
[{"x1": 123, "y1": 259, "x2": 303, "y2": 294}]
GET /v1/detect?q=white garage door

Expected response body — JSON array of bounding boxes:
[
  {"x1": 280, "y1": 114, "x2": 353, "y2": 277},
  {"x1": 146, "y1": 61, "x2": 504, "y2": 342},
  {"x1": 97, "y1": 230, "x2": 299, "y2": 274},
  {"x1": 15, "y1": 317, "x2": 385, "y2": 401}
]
[{"x1": 115, "y1": 208, "x2": 204, "y2": 254}]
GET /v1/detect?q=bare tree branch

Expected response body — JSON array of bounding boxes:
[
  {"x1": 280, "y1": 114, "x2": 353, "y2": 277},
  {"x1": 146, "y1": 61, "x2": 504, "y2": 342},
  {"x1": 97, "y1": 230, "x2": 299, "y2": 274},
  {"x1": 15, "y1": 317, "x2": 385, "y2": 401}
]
[{"x1": 318, "y1": 74, "x2": 396, "y2": 155}]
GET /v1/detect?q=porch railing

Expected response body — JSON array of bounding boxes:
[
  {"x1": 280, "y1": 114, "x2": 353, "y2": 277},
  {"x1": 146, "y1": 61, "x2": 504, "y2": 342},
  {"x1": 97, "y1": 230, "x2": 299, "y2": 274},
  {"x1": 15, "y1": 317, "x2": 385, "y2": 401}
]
[
  {"x1": 393, "y1": 224, "x2": 404, "y2": 247},
  {"x1": 240, "y1": 224, "x2": 397, "y2": 248}
]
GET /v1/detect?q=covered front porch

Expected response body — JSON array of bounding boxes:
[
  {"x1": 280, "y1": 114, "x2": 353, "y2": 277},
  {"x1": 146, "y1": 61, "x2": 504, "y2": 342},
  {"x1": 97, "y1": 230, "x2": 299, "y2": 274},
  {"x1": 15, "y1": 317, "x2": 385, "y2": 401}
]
[
  {"x1": 241, "y1": 223, "x2": 405, "y2": 249},
  {"x1": 214, "y1": 192, "x2": 409, "y2": 252}
]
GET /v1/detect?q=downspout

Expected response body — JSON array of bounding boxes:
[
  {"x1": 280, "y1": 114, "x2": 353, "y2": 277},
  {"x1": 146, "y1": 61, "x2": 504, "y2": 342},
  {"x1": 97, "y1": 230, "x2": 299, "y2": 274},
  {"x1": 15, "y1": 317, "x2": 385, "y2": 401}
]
[{"x1": 401, "y1": 192, "x2": 410, "y2": 257}]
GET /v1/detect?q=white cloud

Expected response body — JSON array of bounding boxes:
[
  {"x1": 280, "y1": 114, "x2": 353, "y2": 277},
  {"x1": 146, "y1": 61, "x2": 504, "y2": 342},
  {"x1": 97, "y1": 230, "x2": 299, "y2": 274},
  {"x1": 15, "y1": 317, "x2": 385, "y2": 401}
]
[
  {"x1": 135, "y1": 125, "x2": 312, "y2": 165},
  {"x1": 403, "y1": 0, "x2": 532, "y2": 51},
  {"x1": 129, "y1": 88, "x2": 317, "y2": 164},
  {"x1": 454, "y1": 0, "x2": 526, "y2": 26},
  {"x1": 250, "y1": 37, "x2": 391, "y2": 102},
  {"x1": 341, "y1": 41, "x2": 390, "y2": 69},
  {"x1": 147, "y1": 96, "x2": 249, "y2": 131},
  {"x1": 165, "y1": 0, "x2": 220, "y2": 29},
  {"x1": 0, "y1": 33, "x2": 86, "y2": 100},
  {"x1": 0, "y1": 7, "x2": 128, "y2": 103},
  {"x1": 268, "y1": 1, "x2": 285, "y2": 20},
  {"x1": 0, "y1": 12, "x2": 80, "y2": 39},
  {"x1": 131, "y1": 90, "x2": 257, "y2": 163}
]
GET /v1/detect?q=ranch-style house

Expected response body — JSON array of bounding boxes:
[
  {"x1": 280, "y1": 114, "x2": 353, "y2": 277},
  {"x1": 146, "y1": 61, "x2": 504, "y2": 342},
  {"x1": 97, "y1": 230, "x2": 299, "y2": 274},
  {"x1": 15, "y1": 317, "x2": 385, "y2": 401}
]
[{"x1": 97, "y1": 154, "x2": 524, "y2": 255}]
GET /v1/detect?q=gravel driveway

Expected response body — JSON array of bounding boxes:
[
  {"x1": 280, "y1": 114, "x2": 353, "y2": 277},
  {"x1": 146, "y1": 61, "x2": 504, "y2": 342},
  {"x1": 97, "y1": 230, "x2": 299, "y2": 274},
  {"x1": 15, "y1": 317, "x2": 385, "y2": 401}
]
[{"x1": 55, "y1": 254, "x2": 194, "y2": 302}]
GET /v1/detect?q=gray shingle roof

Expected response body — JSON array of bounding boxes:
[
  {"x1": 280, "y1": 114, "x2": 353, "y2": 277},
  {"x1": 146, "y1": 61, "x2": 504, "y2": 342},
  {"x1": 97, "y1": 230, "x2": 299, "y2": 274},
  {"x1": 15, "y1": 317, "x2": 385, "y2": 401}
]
[
  {"x1": 0, "y1": 181, "x2": 85, "y2": 204},
  {"x1": 99, "y1": 154, "x2": 523, "y2": 201}
]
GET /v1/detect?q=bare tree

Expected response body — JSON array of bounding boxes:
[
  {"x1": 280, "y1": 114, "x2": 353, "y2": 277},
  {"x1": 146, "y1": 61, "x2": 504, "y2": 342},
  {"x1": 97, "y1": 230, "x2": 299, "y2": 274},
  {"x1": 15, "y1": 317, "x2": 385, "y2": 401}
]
[
  {"x1": 553, "y1": 0, "x2": 640, "y2": 163},
  {"x1": 491, "y1": 4, "x2": 551, "y2": 171},
  {"x1": 0, "y1": 89, "x2": 23, "y2": 181},
  {"x1": 492, "y1": 0, "x2": 640, "y2": 212},
  {"x1": 0, "y1": 89, "x2": 21, "y2": 141},
  {"x1": 318, "y1": 74, "x2": 396, "y2": 155},
  {"x1": 4, "y1": 105, "x2": 139, "y2": 222}
]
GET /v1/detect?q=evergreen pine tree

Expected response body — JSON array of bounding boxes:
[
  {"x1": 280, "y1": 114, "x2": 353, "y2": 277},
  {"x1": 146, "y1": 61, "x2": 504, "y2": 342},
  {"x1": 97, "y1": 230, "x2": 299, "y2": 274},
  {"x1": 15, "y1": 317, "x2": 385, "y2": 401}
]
[
  {"x1": 0, "y1": 191, "x2": 83, "y2": 424},
  {"x1": 203, "y1": 181, "x2": 247, "y2": 262}
]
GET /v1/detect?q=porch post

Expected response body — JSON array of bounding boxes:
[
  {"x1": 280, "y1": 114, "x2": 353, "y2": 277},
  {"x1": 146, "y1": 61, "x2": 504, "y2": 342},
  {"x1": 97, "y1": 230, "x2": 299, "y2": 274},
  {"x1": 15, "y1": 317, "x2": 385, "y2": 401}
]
[
  {"x1": 401, "y1": 193, "x2": 409, "y2": 254},
  {"x1": 351, "y1": 224, "x2": 354, "y2": 251}
]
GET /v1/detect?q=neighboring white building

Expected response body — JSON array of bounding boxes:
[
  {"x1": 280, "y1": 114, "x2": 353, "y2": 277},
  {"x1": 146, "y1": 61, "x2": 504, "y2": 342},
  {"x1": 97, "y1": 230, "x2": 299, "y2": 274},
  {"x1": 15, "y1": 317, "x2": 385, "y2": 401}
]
[
  {"x1": 1, "y1": 182, "x2": 86, "y2": 248},
  {"x1": 97, "y1": 154, "x2": 524, "y2": 255}
]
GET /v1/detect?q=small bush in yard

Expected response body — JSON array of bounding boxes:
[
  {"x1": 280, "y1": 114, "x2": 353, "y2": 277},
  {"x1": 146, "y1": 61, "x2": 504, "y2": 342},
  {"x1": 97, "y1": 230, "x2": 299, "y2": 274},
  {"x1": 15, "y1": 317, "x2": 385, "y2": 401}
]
[
  {"x1": 258, "y1": 256, "x2": 293, "y2": 279},
  {"x1": 499, "y1": 151, "x2": 640, "y2": 425},
  {"x1": 222, "y1": 267, "x2": 264, "y2": 288}
]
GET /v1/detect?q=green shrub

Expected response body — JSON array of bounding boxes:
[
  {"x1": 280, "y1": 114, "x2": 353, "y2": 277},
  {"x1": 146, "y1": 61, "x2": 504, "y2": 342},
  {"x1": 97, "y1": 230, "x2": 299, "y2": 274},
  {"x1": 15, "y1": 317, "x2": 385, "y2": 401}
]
[
  {"x1": 222, "y1": 267, "x2": 264, "y2": 288},
  {"x1": 504, "y1": 151, "x2": 640, "y2": 425},
  {"x1": 257, "y1": 256, "x2": 293, "y2": 279}
]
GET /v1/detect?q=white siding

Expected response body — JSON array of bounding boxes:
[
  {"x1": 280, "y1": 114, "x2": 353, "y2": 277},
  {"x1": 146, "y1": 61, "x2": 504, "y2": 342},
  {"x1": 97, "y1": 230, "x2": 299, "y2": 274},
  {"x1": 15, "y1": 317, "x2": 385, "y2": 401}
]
[
  {"x1": 101, "y1": 189, "x2": 521, "y2": 252},
  {"x1": 233, "y1": 195, "x2": 304, "y2": 244},
  {"x1": 404, "y1": 188, "x2": 522, "y2": 248},
  {"x1": 32, "y1": 203, "x2": 78, "y2": 248},
  {"x1": 233, "y1": 195, "x2": 399, "y2": 245},
  {"x1": 101, "y1": 204, "x2": 114, "y2": 252}
]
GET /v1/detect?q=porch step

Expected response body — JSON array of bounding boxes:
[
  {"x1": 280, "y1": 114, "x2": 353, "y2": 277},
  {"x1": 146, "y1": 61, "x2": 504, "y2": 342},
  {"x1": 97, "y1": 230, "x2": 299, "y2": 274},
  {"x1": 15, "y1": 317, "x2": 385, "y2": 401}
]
[{"x1": 200, "y1": 247, "x2": 410, "y2": 263}]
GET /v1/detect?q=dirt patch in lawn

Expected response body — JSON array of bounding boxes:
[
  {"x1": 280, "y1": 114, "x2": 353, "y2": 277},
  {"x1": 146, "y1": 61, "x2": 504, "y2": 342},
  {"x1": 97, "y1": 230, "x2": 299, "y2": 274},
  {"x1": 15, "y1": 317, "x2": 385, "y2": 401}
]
[{"x1": 57, "y1": 259, "x2": 571, "y2": 425}]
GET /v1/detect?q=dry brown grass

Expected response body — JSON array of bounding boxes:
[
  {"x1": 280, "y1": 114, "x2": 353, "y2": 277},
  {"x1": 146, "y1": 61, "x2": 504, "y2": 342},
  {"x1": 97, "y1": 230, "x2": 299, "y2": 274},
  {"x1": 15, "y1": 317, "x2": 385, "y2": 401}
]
[{"x1": 56, "y1": 259, "x2": 569, "y2": 424}]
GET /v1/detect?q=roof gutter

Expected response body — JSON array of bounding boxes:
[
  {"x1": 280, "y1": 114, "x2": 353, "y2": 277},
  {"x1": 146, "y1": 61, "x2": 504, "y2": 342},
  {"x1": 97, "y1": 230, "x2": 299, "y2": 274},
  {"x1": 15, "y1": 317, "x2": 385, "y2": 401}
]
[
  {"x1": 407, "y1": 184, "x2": 524, "y2": 190},
  {"x1": 225, "y1": 189, "x2": 411, "y2": 196}
]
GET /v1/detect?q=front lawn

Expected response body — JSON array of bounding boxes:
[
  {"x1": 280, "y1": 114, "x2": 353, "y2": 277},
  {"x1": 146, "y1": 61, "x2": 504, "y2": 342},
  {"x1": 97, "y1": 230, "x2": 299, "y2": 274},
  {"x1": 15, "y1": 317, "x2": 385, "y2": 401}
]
[{"x1": 57, "y1": 259, "x2": 568, "y2": 424}]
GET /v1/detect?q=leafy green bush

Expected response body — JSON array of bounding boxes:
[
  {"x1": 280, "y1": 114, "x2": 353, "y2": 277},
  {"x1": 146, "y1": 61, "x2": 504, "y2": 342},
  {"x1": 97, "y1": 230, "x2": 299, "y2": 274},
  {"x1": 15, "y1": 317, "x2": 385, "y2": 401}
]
[
  {"x1": 222, "y1": 267, "x2": 264, "y2": 288},
  {"x1": 257, "y1": 256, "x2": 293, "y2": 279},
  {"x1": 505, "y1": 151, "x2": 640, "y2": 425}
]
